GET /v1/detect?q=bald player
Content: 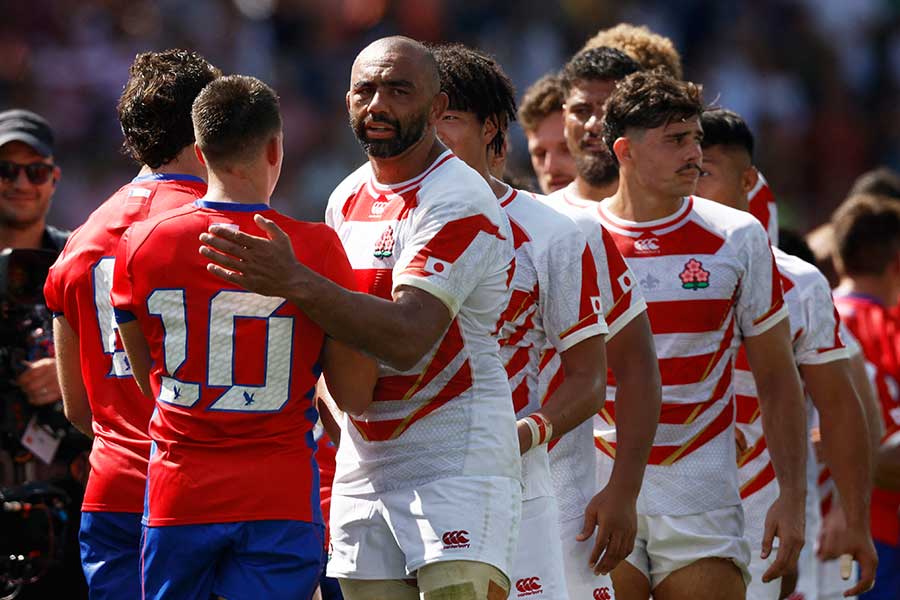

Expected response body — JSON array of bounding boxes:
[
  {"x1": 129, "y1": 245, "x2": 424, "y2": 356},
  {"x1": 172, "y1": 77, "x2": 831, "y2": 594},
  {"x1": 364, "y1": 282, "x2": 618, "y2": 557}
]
[
  {"x1": 518, "y1": 73, "x2": 577, "y2": 194},
  {"x1": 201, "y1": 37, "x2": 521, "y2": 600}
]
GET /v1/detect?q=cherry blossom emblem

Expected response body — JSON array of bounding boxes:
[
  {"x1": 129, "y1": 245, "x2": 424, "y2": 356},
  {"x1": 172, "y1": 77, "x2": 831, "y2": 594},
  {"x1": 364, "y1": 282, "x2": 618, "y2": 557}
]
[
  {"x1": 373, "y1": 225, "x2": 394, "y2": 258},
  {"x1": 679, "y1": 258, "x2": 710, "y2": 290}
]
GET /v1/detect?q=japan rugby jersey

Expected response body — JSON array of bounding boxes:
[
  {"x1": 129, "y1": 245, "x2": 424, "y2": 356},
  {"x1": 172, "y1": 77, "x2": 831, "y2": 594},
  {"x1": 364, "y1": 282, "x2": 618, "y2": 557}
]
[
  {"x1": 495, "y1": 185, "x2": 608, "y2": 501},
  {"x1": 324, "y1": 151, "x2": 520, "y2": 494},
  {"x1": 43, "y1": 174, "x2": 205, "y2": 513},
  {"x1": 734, "y1": 248, "x2": 848, "y2": 547},
  {"x1": 540, "y1": 185, "x2": 648, "y2": 521},
  {"x1": 833, "y1": 291, "x2": 900, "y2": 545},
  {"x1": 748, "y1": 171, "x2": 778, "y2": 246},
  {"x1": 593, "y1": 196, "x2": 787, "y2": 515},
  {"x1": 110, "y1": 200, "x2": 356, "y2": 526}
]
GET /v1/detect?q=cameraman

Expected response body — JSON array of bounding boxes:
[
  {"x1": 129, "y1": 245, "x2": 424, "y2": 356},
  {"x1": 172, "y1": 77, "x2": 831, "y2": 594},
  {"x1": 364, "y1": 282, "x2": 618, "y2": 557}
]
[{"x1": 0, "y1": 108, "x2": 88, "y2": 599}]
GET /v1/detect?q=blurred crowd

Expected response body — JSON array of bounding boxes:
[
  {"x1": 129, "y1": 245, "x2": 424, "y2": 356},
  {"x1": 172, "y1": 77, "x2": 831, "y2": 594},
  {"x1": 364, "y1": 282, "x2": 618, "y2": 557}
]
[{"x1": 3, "y1": 0, "x2": 900, "y2": 228}]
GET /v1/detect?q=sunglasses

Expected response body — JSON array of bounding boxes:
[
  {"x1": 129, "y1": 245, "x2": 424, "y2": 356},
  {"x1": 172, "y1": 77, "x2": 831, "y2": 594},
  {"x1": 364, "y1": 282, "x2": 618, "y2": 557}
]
[{"x1": 0, "y1": 160, "x2": 55, "y2": 185}]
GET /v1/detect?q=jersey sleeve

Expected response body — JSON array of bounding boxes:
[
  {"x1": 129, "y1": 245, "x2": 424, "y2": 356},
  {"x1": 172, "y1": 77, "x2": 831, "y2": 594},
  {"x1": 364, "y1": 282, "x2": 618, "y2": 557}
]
[
  {"x1": 595, "y1": 225, "x2": 646, "y2": 339},
  {"x1": 392, "y1": 187, "x2": 510, "y2": 317},
  {"x1": 541, "y1": 231, "x2": 608, "y2": 352},
  {"x1": 794, "y1": 275, "x2": 850, "y2": 365},
  {"x1": 110, "y1": 227, "x2": 138, "y2": 323},
  {"x1": 44, "y1": 258, "x2": 65, "y2": 315},
  {"x1": 735, "y1": 225, "x2": 787, "y2": 337}
]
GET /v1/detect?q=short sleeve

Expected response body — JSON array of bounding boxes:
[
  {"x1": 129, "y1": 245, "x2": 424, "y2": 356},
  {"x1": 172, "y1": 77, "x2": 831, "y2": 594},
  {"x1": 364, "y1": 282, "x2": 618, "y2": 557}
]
[
  {"x1": 44, "y1": 259, "x2": 64, "y2": 315},
  {"x1": 735, "y1": 224, "x2": 787, "y2": 337},
  {"x1": 110, "y1": 227, "x2": 137, "y2": 322},
  {"x1": 392, "y1": 186, "x2": 509, "y2": 317},
  {"x1": 794, "y1": 275, "x2": 850, "y2": 365},
  {"x1": 542, "y1": 233, "x2": 608, "y2": 352},
  {"x1": 593, "y1": 225, "x2": 646, "y2": 339}
]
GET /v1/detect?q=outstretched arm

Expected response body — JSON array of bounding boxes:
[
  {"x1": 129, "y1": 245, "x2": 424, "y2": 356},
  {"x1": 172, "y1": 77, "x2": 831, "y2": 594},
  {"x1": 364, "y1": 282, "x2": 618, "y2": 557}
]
[{"x1": 200, "y1": 216, "x2": 451, "y2": 371}]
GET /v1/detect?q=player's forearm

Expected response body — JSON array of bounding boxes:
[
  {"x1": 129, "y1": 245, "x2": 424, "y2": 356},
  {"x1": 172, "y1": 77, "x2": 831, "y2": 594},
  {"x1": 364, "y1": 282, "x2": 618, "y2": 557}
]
[
  {"x1": 756, "y1": 369, "x2": 808, "y2": 499},
  {"x1": 604, "y1": 321, "x2": 661, "y2": 497},
  {"x1": 536, "y1": 336, "x2": 607, "y2": 440},
  {"x1": 848, "y1": 352, "x2": 883, "y2": 464},
  {"x1": 284, "y1": 271, "x2": 442, "y2": 372},
  {"x1": 874, "y1": 442, "x2": 900, "y2": 491},
  {"x1": 804, "y1": 361, "x2": 872, "y2": 529},
  {"x1": 53, "y1": 317, "x2": 94, "y2": 438}
]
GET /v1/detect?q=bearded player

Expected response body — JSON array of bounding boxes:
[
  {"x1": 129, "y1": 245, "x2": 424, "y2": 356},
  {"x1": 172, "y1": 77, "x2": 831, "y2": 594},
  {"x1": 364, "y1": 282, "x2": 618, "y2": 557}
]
[
  {"x1": 696, "y1": 107, "x2": 877, "y2": 599},
  {"x1": 588, "y1": 71, "x2": 808, "y2": 600},
  {"x1": 200, "y1": 37, "x2": 522, "y2": 599}
]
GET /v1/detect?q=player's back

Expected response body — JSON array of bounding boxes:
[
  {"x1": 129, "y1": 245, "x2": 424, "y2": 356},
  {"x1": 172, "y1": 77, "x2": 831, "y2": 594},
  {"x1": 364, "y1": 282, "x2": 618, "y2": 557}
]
[
  {"x1": 111, "y1": 199, "x2": 353, "y2": 526},
  {"x1": 44, "y1": 174, "x2": 206, "y2": 513},
  {"x1": 325, "y1": 151, "x2": 520, "y2": 494}
]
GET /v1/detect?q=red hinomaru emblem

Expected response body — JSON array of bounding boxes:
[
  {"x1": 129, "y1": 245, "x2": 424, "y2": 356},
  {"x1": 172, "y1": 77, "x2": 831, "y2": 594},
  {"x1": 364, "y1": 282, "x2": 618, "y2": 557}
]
[
  {"x1": 679, "y1": 258, "x2": 710, "y2": 290},
  {"x1": 373, "y1": 226, "x2": 394, "y2": 258}
]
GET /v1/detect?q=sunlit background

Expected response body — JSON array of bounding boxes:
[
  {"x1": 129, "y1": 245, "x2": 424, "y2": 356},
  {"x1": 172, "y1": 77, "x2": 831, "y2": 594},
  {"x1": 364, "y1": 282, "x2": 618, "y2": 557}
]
[{"x1": 4, "y1": 0, "x2": 900, "y2": 231}]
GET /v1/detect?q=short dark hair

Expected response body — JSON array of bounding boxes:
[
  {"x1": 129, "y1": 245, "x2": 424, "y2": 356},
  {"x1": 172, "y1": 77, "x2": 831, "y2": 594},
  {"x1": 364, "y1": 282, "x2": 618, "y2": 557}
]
[
  {"x1": 118, "y1": 49, "x2": 221, "y2": 169},
  {"x1": 848, "y1": 167, "x2": 900, "y2": 200},
  {"x1": 559, "y1": 47, "x2": 641, "y2": 98},
  {"x1": 518, "y1": 73, "x2": 564, "y2": 132},
  {"x1": 700, "y1": 108, "x2": 754, "y2": 158},
  {"x1": 192, "y1": 75, "x2": 282, "y2": 167},
  {"x1": 602, "y1": 70, "x2": 704, "y2": 165},
  {"x1": 432, "y1": 43, "x2": 517, "y2": 155},
  {"x1": 832, "y1": 194, "x2": 900, "y2": 276}
]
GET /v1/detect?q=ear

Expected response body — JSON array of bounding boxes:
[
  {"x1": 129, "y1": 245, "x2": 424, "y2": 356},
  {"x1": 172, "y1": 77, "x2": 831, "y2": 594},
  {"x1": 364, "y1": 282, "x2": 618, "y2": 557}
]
[
  {"x1": 266, "y1": 134, "x2": 281, "y2": 166},
  {"x1": 430, "y1": 91, "x2": 450, "y2": 124},
  {"x1": 345, "y1": 91, "x2": 351, "y2": 113},
  {"x1": 482, "y1": 116, "x2": 499, "y2": 147},
  {"x1": 612, "y1": 137, "x2": 630, "y2": 167},
  {"x1": 51, "y1": 165, "x2": 61, "y2": 186},
  {"x1": 741, "y1": 165, "x2": 758, "y2": 196},
  {"x1": 194, "y1": 143, "x2": 206, "y2": 166}
]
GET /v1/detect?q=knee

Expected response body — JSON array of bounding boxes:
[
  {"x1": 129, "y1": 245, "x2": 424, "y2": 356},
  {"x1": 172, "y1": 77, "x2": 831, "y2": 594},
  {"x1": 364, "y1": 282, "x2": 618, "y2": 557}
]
[
  {"x1": 417, "y1": 561, "x2": 510, "y2": 600},
  {"x1": 337, "y1": 577, "x2": 418, "y2": 600}
]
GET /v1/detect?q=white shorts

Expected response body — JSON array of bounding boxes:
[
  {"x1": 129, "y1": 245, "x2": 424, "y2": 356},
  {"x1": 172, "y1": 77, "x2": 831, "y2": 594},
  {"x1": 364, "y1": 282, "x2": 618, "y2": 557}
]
[
  {"x1": 510, "y1": 496, "x2": 568, "y2": 599},
  {"x1": 747, "y1": 553, "x2": 780, "y2": 600},
  {"x1": 625, "y1": 505, "x2": 752, "y2": 590},
  {"x1": 817, "y1": 557, "x2": 857, "y2": 600},
  {"x1": 558, "y1": 515, "x2": 616, "y2": 600},
  {"x1": 327, "y1": 476, "x2": 521, "y2": 581}
]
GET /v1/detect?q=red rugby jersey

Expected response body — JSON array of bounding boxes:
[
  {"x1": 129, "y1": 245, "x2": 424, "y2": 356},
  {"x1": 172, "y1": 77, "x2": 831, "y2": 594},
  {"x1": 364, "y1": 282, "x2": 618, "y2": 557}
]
[
  {"x1": 748, "y1": 171, "x2": 778, "y2": 245},
  {"x1": 110, "y1": 200, "x2": 356, "y2": 526},
  {"x1": 43, "y1": 174, "x2": 206, "y2": 513}
]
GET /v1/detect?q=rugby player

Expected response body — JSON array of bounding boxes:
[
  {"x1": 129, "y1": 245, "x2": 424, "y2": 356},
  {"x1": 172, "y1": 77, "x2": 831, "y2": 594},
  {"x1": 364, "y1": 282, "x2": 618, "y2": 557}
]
[{"x1": 518, "y1": 73, "x2": 577, "y2": 194}]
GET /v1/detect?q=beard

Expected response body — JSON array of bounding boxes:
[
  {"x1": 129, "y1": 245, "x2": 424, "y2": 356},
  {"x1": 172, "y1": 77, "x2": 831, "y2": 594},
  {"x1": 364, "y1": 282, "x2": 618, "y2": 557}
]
[
  {"x1": 574, "y1": 149, "x2": 618, "y2": 187},
  {"x1": 350, "y1": 108, "x2": 430, "y2": 159}
]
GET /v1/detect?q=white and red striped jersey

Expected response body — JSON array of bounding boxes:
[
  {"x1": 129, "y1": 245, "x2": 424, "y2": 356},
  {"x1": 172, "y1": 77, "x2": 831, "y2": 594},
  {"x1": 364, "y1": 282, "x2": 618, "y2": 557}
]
[
  {"x1": 324, "y1": 151, "x2": 520, "y2": 494},
  {"x1": 748, "y1": 171, "x2": 778, "y2": 246},
  {"x1": 735, "y1": 248, "x2": 849, "y2": 548},
  {"x1": 541, "y1": 185, "x2": 649, "y2": 521},
  {"x1": 495, "y1": 185, "x2": 608, "y2": 502},
  {"x1": 592, "y1": 196, "x2": 787, "y2": 515}
]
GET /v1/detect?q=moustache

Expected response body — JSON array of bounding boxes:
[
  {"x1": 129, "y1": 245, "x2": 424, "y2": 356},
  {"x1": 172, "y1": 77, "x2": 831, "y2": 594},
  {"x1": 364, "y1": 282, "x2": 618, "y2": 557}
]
[
  {"x1": 678, "y1": 163, "x2": 702, "y2": 174},
  {"x1": 364, "y1": 114, "x2": 400, "y2": 129}
]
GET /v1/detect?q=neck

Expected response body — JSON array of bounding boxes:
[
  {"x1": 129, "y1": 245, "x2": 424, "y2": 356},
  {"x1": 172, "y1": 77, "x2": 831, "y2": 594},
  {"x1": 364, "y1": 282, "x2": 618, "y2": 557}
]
[
  {"x1": 837, "y1": 276, "x2": 898, "y2": 307},
  {"x1": 136, "y1": 145, "x2": 208, "y2": 181},
  {"x1": 0, "y1": 220, "x2": 45, "y2": 250},
  {"x1": 201, "y1": 169, "x2": 271, "y2": 206},
  {"x1": 573, "y1": 175, "x2": 618, "y2": 202},
  {"x1": 605, "y1": 170, "x2": 685, "y2": 222},
  {"x1": 469, "y1": 153, "x2": 508, "y2": 199},
  {"x1": 369, "y1": 134, "x2": 445, "y2": 185}
]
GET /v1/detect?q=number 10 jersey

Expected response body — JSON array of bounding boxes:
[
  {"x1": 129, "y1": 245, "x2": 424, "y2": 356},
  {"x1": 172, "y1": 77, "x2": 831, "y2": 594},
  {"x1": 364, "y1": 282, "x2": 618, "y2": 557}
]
[{"x1": 111, "y1": 199, "x2": 358, "y2": 527}]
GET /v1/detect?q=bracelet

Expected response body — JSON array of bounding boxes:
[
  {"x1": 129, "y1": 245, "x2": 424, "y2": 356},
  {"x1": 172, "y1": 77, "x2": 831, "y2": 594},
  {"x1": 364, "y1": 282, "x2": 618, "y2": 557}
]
[{"x1": 519, "y1": 412, "x2": 554, "y2": 452}]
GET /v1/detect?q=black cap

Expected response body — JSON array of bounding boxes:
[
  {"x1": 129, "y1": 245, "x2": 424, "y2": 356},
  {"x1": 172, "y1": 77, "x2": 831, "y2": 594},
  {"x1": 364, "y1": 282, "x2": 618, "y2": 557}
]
[{"x1": 0, "y1": 109, "x2": 55, "y2": 157}]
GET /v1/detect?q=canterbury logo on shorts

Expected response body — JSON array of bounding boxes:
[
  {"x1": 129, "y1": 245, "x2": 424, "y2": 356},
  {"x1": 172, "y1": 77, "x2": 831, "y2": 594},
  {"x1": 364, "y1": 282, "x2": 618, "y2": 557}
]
[
  {"x1": 515, "y1": 577, "x2": 542, "y2": 596},
  {"x1": 593, "y1": 587, "x2": 612, "y2": 600},
  {"x1": 441, "y1": 530, "x2": 470, "y2": 549}
]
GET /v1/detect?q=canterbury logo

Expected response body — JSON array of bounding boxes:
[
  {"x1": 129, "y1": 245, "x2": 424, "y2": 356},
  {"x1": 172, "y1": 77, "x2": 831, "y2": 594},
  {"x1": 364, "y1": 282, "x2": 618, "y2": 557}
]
[
  {"x1": 441, "y1": 530, "x2": 470, "y2": 548},
  {"x1": 515, "y1": 577, "x2": 542, "y2": 596},
  {"x1": 370, "y1": 200, "x2": 389, "y2": 216},
  {"x1": 593, "y1": 588, "x2": 612, "y2": 600},
  {"x1": 633, "y1": 237, "x2": 660, "y2": 253}
]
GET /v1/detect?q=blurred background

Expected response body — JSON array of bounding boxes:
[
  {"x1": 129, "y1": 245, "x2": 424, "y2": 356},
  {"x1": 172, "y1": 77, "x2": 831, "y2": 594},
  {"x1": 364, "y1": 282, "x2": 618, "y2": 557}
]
[{"x1": 3, "y1": 0, "x2": 900, "y2": 230}]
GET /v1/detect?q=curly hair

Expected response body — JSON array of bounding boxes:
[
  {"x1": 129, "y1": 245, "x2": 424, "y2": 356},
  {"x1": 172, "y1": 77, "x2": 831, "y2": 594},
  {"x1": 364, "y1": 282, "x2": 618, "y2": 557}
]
[
  {"x1": 518, "y1": 73, "x2": 564, "y2": 132},
  {"x1": 192, "y1": 75, "x2": 282, "y2": 167},
  {"x1": 117, "y1": 49, "x2": 221, "y2": 168},
  {"x1": 832, "y1": 194, "x2": 900, "y2": 276},
  {"x1": 602, "y1": 70, "x2": 704, "y2": 165},
  {"x1": 432, "y1": 43, "x2": 517, "y2": 155},
  {"x1": 559, "y1": 47, "x2": 641, "y2": 98},
  {"x1": 583, "y1": 23, "x2": 683, "y2": 80}
]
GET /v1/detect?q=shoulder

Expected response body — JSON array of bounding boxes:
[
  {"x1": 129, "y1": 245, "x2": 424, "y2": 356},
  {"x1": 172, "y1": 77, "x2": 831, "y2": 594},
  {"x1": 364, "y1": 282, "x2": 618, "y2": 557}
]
[
  {"x1": 327, "y1": 162, "x2": 371, "y2": 209},
  {"x1": 773, "y1": 247, "x2": 829, "y2": 294},
  {"x1": 689, "y1": 196, "x2": 764, "y2": 236},
  {"x1": 507, "y1": 190, "x2": 584, "y2": 245}
]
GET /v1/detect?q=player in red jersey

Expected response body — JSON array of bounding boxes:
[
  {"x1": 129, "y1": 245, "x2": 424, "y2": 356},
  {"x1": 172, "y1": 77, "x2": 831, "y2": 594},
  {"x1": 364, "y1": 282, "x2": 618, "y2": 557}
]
[
  {"x1": 111, "y1": 75, "x2": 375, "y2": 600},
  {"x1": 831, "y1": 194, "x2": 900, "y2": 600},
  {"x1": 696, "y1": 108, "x2": 877, "y2": 599},
  {"x1": 200, "y1": 38, "x2": 520, "y2": 599},
  {"x1": 518, "y1": 73, "x2": 577, "y2": 194},
  {"x1": 44, "y1": 50, "x2": 219, "y2": 599},
  {"x1": 592, "y1": 71, "x2": 808, "y2": 600}
]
